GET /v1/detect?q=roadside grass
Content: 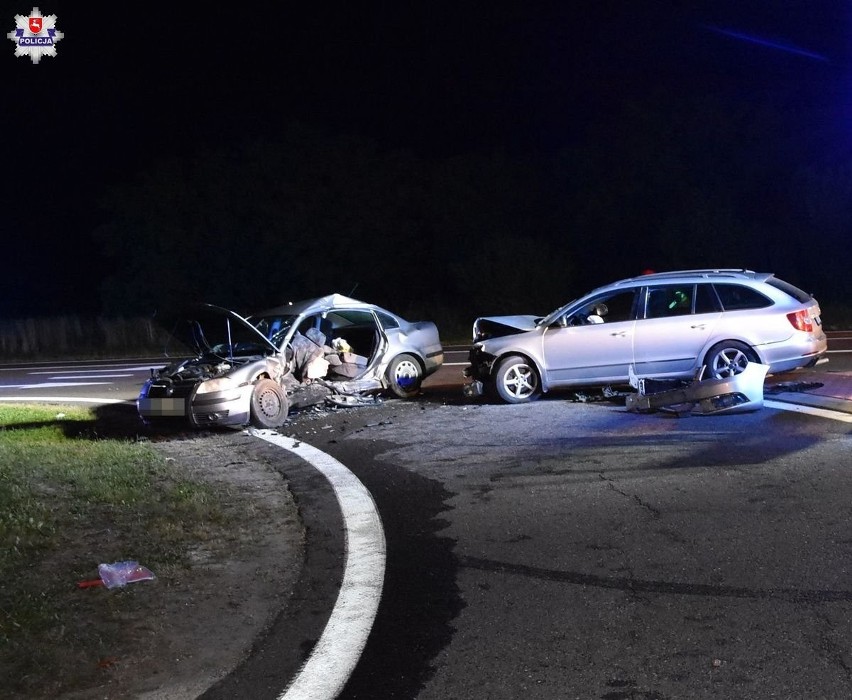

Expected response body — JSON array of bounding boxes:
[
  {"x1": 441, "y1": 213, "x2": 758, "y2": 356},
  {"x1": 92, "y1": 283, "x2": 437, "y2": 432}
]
[{"x1": 0, "y1": 404, "x2": 229, "y2": 698}]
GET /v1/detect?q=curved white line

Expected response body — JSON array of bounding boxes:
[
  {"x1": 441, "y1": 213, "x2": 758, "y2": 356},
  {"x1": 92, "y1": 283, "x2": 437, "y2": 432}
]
[
  {"x1": 765, "y1": 400, "x2": 852, "y2": 423},
  {"x1": 248, "y1": 429, "x2": 386, "y2": 700}
]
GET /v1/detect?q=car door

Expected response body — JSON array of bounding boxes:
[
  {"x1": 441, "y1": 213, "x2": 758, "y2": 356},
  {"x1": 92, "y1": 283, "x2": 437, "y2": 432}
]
[
  {"x1": 540, "y1": 289, "x2": 638, "y2": 385},
  {"x1": 631, "y1": 283, "x2": 722, "y2": 377}
]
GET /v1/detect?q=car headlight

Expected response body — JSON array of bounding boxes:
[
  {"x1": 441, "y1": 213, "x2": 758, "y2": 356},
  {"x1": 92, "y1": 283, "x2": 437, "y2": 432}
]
[{"x1": 196, "y1": 377, "x2": 236, "y2": 395}]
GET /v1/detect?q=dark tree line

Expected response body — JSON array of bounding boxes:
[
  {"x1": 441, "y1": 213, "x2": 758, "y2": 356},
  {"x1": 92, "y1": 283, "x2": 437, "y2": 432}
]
[
  {"x1": 94, "y1": 123, "x2": 570, "y2": 328},
  {"x1": 94, "y1": 100, "x2": 852, "y2": 331}
]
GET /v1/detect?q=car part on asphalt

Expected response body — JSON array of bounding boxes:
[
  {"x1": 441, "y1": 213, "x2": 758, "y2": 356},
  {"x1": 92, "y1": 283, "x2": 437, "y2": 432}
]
[{"x1": 625, "y1": 362, "x2": 770, "y2": 415}]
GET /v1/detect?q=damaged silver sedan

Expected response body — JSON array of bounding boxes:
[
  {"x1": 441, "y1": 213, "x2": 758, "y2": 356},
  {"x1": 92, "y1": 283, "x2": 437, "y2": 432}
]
[{"x1": 137, "y1": 294, "x2": 443, "y2": 429}]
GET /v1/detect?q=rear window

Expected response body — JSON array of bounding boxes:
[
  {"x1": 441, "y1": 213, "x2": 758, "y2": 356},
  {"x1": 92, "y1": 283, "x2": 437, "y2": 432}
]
[
  {"x1": 765, "y1": 277, "x2": 813, "y2": 304},
  {"x1": 377, "y1": 311, "x2": 400, "y2": 329},
  {"x1": 713, "y1": 284, "x2": 772, "y2": 311}
]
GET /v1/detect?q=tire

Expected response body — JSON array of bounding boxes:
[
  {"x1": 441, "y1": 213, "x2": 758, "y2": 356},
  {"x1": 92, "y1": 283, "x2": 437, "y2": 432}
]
[
  {"x1": 249, "y1": 379, "x2": 289, "y2": 428},
  {"x1": 386, "y1": 354, "x2": 423, "y2": 398},
  {"x1": 703, "y1": 341, "x2": 758, "y2": 380},
  {"x1": 493, "y1": 355, "x2": 541, "y2": 404}
]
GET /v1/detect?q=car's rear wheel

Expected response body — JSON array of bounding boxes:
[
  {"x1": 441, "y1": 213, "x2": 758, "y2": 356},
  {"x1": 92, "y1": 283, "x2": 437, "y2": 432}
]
[
  {"x1": 387, "y1": 353, "x2": 423, "y2": 398},
  {"x1": 250, "y1": 379, "x2": 289, "y2": 428},
  {"x1": 703, "y1": 341, "x2": 758, "y2": 379},
  {"x1": 494, "y1": 355, "x2": 541, "y2": 403}
]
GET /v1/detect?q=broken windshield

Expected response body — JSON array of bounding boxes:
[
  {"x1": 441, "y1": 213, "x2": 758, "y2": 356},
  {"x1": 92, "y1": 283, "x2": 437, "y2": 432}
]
[{"x1": 252, "y1": 315, "x2": 299, "y2": 347}]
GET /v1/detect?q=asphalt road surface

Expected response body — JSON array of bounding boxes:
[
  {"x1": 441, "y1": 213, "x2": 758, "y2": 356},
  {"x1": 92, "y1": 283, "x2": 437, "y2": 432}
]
[{"x1": 2, "y1": 333, "x2": 851, "y2": 699}]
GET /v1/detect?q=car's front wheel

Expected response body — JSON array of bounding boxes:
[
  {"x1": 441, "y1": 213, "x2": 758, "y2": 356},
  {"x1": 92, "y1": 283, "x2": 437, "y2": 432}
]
[
  {"x1": 703, "y1": 341, "x2": 758, "y2": 379},
  {"x1": 249, "y1": 379, "x2": 289, "y2": 428},
  {"x1": 386, "y1": 354, "x2": 423, "y2": 398},
  {"x1": 493, "y1": 355, "x2": 541, "y2": 403}
]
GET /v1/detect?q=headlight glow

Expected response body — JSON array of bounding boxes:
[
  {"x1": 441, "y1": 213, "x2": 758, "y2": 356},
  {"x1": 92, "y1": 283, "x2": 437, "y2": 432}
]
[{"x1": 196, "y1": 377, "x2": 236, "y2": 395}]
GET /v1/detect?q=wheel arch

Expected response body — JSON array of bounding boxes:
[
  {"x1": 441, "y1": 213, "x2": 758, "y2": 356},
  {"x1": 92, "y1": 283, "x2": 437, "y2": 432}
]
[{"x1": 701, "y1": 338, "x2": 764, "y2": 367}]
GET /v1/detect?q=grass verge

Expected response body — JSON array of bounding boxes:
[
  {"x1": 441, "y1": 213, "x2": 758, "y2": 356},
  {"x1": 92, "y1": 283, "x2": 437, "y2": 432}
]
[{"x1": 0, "y1": 404, "x2": 229, "y2": 698}]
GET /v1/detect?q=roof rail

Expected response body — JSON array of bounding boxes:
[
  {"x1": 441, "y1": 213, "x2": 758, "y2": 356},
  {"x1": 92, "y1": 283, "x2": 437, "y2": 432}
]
[{"x1": 615, "y1": 269, "x2": 757, "y2": 284}]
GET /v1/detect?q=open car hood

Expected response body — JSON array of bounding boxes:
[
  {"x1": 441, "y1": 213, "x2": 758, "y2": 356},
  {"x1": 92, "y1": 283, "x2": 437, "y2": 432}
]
[{"x1": 154, "y1": 303, "x2": 279, "y2": 357}]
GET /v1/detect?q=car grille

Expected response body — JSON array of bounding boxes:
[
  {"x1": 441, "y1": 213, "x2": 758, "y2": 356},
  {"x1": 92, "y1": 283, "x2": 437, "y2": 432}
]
[
  {"x1": 193, "y1": 410, "x2": 231, "y2": 424},
  {"x1": 146, "y1": 381, "x2": 196, "y2": 399}
]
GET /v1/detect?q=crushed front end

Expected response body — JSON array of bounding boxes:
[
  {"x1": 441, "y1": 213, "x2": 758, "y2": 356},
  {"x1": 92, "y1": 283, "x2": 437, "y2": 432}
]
[
  {"x1": 463, "y1": 343, "x2": 498, "y2": 397},
  {"x1": 137, "y1": 357, "x2": 252, "y2": 427},
  {"x1": 138, "y1": 354, "x2": 286, "y2": 428}
]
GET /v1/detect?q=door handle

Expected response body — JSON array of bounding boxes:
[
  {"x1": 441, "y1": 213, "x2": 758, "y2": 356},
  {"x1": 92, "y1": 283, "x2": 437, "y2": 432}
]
[
  {"x1": 690, "y1": 324, "x2": 706, "y2": 329},
  {"x1": 610, "y1": 331, "x2": 627, "y2": 337}
]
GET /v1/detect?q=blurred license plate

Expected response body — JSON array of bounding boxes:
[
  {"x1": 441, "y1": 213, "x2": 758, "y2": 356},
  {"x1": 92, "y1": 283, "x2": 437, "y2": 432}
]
[{"x1": 138, "y1": 398, "x2": 185, "y2": 416}]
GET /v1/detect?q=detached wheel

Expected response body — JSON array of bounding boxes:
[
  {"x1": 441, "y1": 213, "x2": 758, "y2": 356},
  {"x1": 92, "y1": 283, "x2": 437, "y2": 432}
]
[
  {"x1": 704, "y1": 341, "x2": 758, "y2": 379},
  {"x1": 494, "y1": 355, "x2": 541, "y2": 404},
  {"x1": 387, "y1": 354, "x2": 423, "y2": 398},
  {"x1": 250, "y1": 379, "x2": 289, "y2": 428}
]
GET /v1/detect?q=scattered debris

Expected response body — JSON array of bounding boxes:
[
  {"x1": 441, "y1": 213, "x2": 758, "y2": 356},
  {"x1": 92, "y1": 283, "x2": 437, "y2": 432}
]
[
  {"x1": 625, "y1": 363, "x2": 770, "y2": 416},
  {"x1": 764, "y1": 381, "x2": 824, "y2": 395}
]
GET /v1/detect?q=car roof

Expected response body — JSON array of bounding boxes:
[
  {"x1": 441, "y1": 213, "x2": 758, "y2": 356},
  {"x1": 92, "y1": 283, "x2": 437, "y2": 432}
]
[
  {"x1": 251, "y1": 293, "x2": 377, "y2": 318},
  {"x1": 609, "y1": 269, "x2": 770, "y2": 287}
]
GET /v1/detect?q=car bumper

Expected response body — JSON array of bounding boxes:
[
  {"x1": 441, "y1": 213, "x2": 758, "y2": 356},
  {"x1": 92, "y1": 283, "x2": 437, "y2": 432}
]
[
  {"x1": 137, "y1": 382, "x2": 251, "y2": 428},
  {"x1": 757, "y1": 333, "x2": 828, "y2": 374},
  {"x1": 626, "y1": 362, "x2": 770, "y2": 415},
  {"x1": 424, "y1": 350, "x2": 444, "y2": 376}
]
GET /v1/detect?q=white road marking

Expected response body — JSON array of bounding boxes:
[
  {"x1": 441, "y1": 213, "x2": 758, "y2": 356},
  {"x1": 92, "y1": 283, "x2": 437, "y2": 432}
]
[
  {"x1": 0, "y1": 363, "x2": 160, "y2": 373},
  {"x1": 248, "y1": 429, "x2": 386, "y2": 700},
  {"x1": 27, "y1": 365, "x2": 153, "y2": 376},
  {"x1": 27, "y1": 365, "x2": 161, "y2": 374},
  {"x1": 0, "y1": 382, "x2": 113, "y2": 389},
  {"x1": 765, "y1": 400, "x2": 852, "y2": 423},
  {"x1": 47, "y1": 374, "x2": 133, "y2": 380},
  {"x1": 0, "y1": 396, "x2": 130, "y2": 404}
]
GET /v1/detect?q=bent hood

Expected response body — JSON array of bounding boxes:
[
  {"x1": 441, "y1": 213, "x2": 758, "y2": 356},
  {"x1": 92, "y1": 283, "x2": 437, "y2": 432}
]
[
  {"x1": 473, "y1": 314, "x2": 540, "y2": 341},
  {"x1": 154, "y1": 303, "x2": 279, "y2": 357}
]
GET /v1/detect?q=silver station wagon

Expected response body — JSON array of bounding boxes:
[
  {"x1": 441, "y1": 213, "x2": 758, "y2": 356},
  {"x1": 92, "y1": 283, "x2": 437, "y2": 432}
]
[{"x1": 465, "y1": 269, "x2": 828, "y2": 403}]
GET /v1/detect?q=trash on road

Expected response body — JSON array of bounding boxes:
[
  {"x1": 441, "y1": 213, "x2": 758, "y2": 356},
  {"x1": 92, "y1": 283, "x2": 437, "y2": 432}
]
[{"x1": 77, "y1": 561, "x2": 156, "y2": 589}]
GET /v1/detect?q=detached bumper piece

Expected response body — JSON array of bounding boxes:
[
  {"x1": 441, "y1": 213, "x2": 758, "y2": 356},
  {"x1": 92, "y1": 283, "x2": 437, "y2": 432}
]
[
  {"x1": 463, "y1": 380, "x2": 485, "y2": 398},
  {"x1": 626, "y1": 363, "x2": 770, "y2": 416}
]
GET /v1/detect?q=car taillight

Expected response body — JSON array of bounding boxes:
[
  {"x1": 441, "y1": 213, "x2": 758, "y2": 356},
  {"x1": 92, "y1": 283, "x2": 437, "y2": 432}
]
[{"x1": 786, "y1": 310, "x2": 814, "y2": 332}]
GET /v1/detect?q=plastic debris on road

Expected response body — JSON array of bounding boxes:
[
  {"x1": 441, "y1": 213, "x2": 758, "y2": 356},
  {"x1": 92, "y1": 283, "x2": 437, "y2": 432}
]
[{"x1": 78, "y1": 561, "x2": 156, "y2": 589}]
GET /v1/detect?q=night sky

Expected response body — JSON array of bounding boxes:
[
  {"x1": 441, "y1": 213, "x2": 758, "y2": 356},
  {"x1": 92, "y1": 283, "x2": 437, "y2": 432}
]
[{"x1": 3, "y1": 2, "x2": 852, "y2": 317}]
